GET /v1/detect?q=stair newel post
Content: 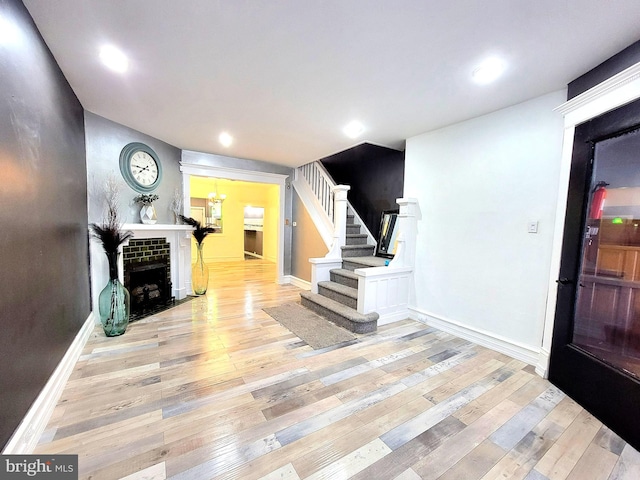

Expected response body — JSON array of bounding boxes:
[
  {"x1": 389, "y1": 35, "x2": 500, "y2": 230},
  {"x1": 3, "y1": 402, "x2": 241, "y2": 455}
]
[
  {"x1": 325, "y1": 185, "x2": 351, "y2": 259},
  {"x1": 309, "y1": 185, "x2": 350, "y2": 294},
  {"x1": 389, "y1": 198, "x2": 419, "y2": 268}
]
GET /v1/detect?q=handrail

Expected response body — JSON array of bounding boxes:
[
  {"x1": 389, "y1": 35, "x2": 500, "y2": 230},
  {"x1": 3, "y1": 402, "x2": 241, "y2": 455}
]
[
  {"x1": 299, "y1": 162, "x2": 335, "y2": 222},
  {"x1": 298, "y1": 161, "x2": 379, "y2": 254}
]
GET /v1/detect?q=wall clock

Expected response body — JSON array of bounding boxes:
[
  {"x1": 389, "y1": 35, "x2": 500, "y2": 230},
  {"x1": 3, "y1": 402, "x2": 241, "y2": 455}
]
[{"x1": 119, "y1": 142, "x2": 163, "y2": 193}]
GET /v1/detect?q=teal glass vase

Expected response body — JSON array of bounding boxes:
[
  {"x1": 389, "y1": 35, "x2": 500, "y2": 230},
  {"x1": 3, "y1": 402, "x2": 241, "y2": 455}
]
[
  {"x1": 192, "y1": 242, "x2": 209, "y2": 295},
  {"x1": 99, "y1": 252, "x2": 130, "y2": 337}
]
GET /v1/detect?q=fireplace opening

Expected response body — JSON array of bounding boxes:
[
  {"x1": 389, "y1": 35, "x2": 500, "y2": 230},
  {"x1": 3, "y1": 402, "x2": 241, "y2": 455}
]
[
  {"x1": 125, "y1": 260, "x2": 173, "y2": 315},
  {"x1": 123, "y1": 237, "x2": 175, "y2": 319}
]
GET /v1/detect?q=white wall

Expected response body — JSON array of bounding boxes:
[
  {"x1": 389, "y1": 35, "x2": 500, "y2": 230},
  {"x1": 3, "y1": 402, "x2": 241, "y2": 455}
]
[{"x1": 405, "y1": 90, "x2": 566, "y2": 361}]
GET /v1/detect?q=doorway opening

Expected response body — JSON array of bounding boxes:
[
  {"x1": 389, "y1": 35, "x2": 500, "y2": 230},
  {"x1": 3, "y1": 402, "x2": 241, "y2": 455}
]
[{"x1": 244, "y1": 206, "x2": 264, "y2": 260}]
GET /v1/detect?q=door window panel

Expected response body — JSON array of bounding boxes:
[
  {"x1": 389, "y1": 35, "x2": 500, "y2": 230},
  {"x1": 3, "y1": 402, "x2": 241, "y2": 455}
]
[{"x1": 573, "y1": 127, "x2": 640, "y2": 378}]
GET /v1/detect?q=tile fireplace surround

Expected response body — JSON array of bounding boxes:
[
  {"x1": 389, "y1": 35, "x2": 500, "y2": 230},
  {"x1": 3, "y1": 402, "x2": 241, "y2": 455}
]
[{"x1": 89, "y1": 224, "x2": 192, "y2": 317}]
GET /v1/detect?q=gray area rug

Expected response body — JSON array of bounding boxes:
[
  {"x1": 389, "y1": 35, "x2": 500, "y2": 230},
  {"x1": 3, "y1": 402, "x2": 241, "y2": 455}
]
[{"x1": 263, "y1": 302, "x2": 356, "y2": 349}]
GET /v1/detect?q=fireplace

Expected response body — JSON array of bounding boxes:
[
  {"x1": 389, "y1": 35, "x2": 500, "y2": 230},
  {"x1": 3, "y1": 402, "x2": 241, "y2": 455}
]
[
  {"x1": 89, "y1": 224, "x2": 192, "y2": 320},
  {"x1": 123, "y1": 238, "x2": 174, "y2": 317}
]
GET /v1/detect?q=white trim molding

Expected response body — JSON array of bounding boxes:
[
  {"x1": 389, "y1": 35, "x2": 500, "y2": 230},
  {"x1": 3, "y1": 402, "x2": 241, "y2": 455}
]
[
  {"x1": 540, "y1": 60, "x2": 640, "y2": 376},
  {"x1": 2, "y1": 313, "x2": 95, "y2": 454},
  {"x1": 180, "y1": 157, "x2": 289, "y2": 285},
  {"x1": 285, "y1": 275, "x2": 312, "y2": 290},
  {"x1": 555, "y1": 62, "x2": 640, "y2": 124},
  {"x1": 410, "y1": 306, "x2": 540, "y2": 366},
  {"x1": 536, "y1": 348, "x2": 551, "y2": 378},
  {"x1": 292, "y1": 171, "x2": 334, "y2": 249}
]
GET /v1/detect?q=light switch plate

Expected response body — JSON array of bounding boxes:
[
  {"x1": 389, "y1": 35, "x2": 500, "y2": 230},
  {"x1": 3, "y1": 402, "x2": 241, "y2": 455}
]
[{"x1": 528, "y1": 221, "x2": 539, "y2": 233}]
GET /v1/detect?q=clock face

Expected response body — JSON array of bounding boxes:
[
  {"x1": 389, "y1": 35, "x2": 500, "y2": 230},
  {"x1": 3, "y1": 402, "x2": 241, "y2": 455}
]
[
  {"x1": 119, "y1": 142, "x2": 162, "y2": 193},
  {"x1": 129, "y1": 151, "x2": 159, "y2": 186}
]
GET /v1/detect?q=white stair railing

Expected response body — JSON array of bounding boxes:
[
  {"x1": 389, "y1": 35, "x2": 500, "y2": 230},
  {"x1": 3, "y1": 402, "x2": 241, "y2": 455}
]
[
  {"x1": 295, "y1": 161, "x2": 377, "y2": 247},
  {"x1": 293, "y1": 163, "x2": 336, "y2": 249},
  {"x1": 299, "y1": 162, "x2": 335, "y2": 222}
]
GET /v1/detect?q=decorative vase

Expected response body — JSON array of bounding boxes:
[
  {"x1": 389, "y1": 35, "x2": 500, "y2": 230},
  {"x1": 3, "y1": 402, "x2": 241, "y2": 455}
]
[
  {"x1": 192, "y1": 242, "x2": 209, "y2": 295},
  {"x1": 98, "y1": 251, "x2": 130, "y2": 337},
  {"x1": 140, "y1": 204, "x2": 157, "y2": 224}
]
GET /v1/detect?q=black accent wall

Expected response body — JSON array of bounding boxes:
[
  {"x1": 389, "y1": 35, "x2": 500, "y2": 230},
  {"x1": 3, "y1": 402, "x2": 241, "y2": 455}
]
[
  {"x1": 568, "y1": 39, "x2": 640, "y2": 99},
  {"x1": 320, "y1": 143, "x2": 404, "y2": 242},
  {"x1": 0, "y1": 0, "x2": 89, "y2": 448}
]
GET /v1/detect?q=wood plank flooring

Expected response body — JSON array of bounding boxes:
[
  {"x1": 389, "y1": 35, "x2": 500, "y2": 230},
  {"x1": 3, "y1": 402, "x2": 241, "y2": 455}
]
[{"x1": 35, "y1": 260, "x2": 640, "y2": 479}]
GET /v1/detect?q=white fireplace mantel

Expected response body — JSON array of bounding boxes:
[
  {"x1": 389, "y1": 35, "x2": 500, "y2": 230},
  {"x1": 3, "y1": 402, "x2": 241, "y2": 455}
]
[
  {"x1": 89, "y1": 223, "x2": 193, "y2": 319},
  {"x1": 121, "y1": 224, "x2": 193, "y2": 301}
]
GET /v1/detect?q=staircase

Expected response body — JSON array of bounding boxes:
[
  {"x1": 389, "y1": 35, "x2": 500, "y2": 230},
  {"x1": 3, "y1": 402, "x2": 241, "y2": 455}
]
[
  {"x1": 293, "y1": 161, "x2": 416, "y2": 333},
  {"x1": 300, "y1": 213, "x2": 382, "y2": 334}
]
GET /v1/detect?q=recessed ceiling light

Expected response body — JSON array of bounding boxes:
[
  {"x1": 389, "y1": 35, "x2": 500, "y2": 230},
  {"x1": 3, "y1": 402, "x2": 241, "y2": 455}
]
[
  {"x1": 472, "y1": 57, "x2": 505, "y2": 84},
  {"x1": 343, "y1": 121, "x2": 365, "y2": 139},
  {"x1": 99, "y1": 45, "x2": 128, "y2": 73},
  {"x1": 219, "y1": 132, "x2": 233, "y2": 147}
]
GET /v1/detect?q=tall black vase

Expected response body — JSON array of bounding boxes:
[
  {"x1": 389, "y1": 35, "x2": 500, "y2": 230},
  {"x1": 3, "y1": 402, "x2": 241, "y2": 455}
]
[{"x1": 98, "y1": 251, "x2": 130, "y2": 337}]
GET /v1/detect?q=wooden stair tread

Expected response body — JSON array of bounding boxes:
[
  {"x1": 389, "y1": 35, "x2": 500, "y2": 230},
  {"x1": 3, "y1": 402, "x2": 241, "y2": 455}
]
[
  {"x1": 342, "y1": 256, "x2": 388, "y2": 268},
  {"x1": 300, "y1": 291, "x2": 378, "y2": 334},
  {"x1": 330, "y1": 268, "x2": 358, "y2": 280},
  {"x1": 317, "y1": 281, "x2": 357, "y2": 299}
]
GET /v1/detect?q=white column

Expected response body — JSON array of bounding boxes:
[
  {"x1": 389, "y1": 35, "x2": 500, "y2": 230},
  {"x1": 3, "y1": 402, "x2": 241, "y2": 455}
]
[
  {"x1": 310, "y1": 184, "x2": 350, "y2": 292},
  {"x1": 325, "y1": 185, "x2": 350, "y2": 259},
  {"x1": 309, "y1": 257, "x2": 343, "y2": 294},
  {"x1": 389, "y1": 198, "x2": 419, "y2": 268}
]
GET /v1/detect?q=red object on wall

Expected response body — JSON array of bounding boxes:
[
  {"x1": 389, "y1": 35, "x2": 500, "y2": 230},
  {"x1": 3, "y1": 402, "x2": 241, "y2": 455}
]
[{"x1": 589, "y1": 182, "x2": 608, "y2": 219}]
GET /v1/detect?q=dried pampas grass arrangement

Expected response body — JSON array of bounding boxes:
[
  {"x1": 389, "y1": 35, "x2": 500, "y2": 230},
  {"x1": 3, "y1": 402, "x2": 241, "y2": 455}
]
[
  {"x1": 179, "y1": 214, "x2": 217, "y2": 245},
  {"x1": 90, "y1": 176, "x2": 133, "y2": 254}
]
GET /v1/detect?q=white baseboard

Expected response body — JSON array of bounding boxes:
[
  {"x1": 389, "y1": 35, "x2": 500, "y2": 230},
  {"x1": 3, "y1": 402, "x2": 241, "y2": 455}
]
[
  {"x1": 409, "y1": 306, "x2": 541, "y2": 368},
  {"x1": 285, "y1": 275, "x2": 311, "y2": 290},
  {"x1": 2, "y1": 312, "x2": 96, "y2": 454},
  {"x1": 536, "y1": 348, "x2": 551, "y2": 378},
  {"x1": 173, "y1": 287, "x2": 187, "y2": 301},
  {"x1": 378, "y1": 309, "x2": 410, "y2": 326}
]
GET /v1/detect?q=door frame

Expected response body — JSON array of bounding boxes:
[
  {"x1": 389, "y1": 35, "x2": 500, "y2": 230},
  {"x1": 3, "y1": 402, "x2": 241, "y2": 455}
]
[
  {"x1": 549, "y1": 96, "x2": 640, "y2": 448},
  {"x1": 180, "y1": 158, "x2": 288, "y2": 285},
  {"x1": 537, "y1": 62, "x2": 640, "y2": 378}
]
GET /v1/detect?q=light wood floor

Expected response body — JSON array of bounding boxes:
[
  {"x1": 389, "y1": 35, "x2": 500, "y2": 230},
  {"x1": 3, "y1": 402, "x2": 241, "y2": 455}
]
[{"x1": 36, "y1": 260, "x2": 640, "y2": 480}]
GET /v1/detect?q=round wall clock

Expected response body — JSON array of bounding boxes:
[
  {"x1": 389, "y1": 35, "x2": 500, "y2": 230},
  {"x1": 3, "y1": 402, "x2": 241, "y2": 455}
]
[{"x1": 119, "y1": 142, "x2": 163, "y2": 193}]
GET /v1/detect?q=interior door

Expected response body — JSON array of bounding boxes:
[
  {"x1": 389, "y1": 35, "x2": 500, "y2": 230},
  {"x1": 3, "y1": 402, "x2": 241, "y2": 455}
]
[{"x1": 549, "y1": 97, "x2": 640, "y2": 451}]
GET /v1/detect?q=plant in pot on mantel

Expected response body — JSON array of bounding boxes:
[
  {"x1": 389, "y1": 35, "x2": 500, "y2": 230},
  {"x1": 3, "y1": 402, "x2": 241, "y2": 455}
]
[
  {"x1": 180, "y1": 214, "x2": 217, "y2": 295},
  {"x1": 134, "y1": 193, "x2": 159, "y2": 224},
  {"x1": 91, "y1": 180, "x2": 134, "y2": 337}
]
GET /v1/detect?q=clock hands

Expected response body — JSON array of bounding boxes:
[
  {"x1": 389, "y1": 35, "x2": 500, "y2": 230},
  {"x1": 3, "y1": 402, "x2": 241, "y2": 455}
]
[
  {"x1": 131, "y1": 162, "x2": 157, "y2": 186},
  {"x1": 131, "y1": 163, "x2": 150, "y2": 172}
]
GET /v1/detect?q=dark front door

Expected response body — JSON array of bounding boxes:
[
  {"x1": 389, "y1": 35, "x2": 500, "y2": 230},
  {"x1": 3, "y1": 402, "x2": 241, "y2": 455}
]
[{"x1": 549, "y1": 97, "x2": 640, "y2": 451}]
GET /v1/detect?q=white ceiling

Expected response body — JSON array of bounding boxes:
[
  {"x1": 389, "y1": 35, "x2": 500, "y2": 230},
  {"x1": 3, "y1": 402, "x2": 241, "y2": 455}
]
[{"x1": 22, "y1": 0, "x2": 640, "y2": 168}]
